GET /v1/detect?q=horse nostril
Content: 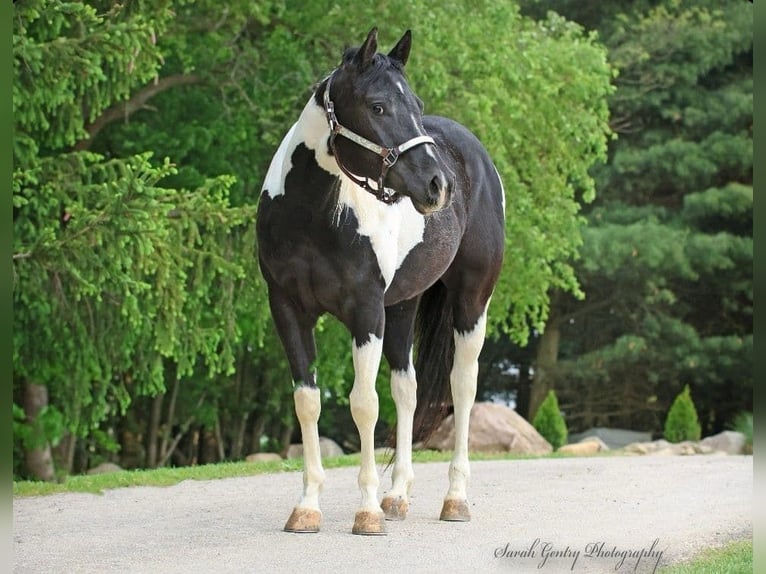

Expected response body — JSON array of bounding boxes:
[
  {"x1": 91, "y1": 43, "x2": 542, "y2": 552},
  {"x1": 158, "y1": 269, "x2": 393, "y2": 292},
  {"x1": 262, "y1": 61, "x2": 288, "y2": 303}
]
[{"x1": 428, "y1": 173, "x2": 447, "y2": 205}]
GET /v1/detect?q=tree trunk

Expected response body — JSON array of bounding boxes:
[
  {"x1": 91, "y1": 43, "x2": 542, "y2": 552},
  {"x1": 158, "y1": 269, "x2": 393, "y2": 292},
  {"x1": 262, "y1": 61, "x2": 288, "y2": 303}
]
[
  {"x1": 23, "y1": 382, "x2": 56, "y2": 481},
  {"x1": 146, "y1": 393, "x2": 164, "y2": 468},
  {"x1": 250, "y1": 413, "x2": 267, "y2": 454},
  {"x1": 528, "y1": 320, "x2": 561, "y2": 420}
]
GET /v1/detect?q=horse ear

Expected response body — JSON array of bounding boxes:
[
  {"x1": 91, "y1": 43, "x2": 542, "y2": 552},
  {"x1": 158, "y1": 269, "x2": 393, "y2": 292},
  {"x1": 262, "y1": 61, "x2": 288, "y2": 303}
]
[
  {"x1": 353, "y1": 27, "x2": 378, "y2": 70},
  {"x1": 388, "y1": 30, "x2": 412, "y2": 66}
]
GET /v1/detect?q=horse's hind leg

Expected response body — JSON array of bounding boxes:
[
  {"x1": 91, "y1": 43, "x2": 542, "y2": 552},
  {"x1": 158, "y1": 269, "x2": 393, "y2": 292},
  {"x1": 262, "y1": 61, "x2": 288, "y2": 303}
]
[
  {"x1": 440, "y1": 298, "x2": 490, "y2": 522},
  {"x1": 381, "y1": 298, "x2": 419, "y2": 520},
  {"x1": 267, "y1": 291, "x2": 324, "y2": 533}
]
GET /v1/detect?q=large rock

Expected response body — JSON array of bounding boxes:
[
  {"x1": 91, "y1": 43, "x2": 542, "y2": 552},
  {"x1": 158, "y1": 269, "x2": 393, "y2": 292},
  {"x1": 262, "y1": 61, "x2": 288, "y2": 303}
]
[
  {"x1": 700, "y1": 431, "x2": 748, "y2": 455},
  {"x1": 423, "y1": 402, "x2": 552, "y2": 455},
  {"x1": 285, "y1": 437, "x2": 345, "y2": 459}
]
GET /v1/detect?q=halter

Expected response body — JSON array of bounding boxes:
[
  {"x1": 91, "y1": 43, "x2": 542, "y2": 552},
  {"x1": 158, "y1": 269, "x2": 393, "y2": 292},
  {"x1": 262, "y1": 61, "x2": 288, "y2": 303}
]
[{"x1": 323, "y1": 72, "x2": 435, "y2": 204}]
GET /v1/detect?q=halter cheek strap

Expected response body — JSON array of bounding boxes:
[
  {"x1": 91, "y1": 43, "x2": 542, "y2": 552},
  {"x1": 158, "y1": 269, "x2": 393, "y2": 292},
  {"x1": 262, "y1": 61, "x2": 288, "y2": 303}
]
[{"x1": 323, "y1": 72, "x2": 435, "y2": 204}]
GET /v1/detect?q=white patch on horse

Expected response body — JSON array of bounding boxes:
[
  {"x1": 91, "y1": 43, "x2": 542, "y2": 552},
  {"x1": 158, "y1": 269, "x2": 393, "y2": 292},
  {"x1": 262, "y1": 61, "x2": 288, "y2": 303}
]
[
  {"x1": 261, "y1": 122, "x2": 299, "y2": 198},
  {"x1": 298, "y1": 96, "x2": 425, "y2": 290}
]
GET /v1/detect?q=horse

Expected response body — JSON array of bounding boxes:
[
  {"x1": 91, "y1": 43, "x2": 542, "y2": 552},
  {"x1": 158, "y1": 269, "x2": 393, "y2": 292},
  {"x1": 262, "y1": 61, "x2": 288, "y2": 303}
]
[{"x1": 256, "y1": 27, "x2": 505, "y2": 536}]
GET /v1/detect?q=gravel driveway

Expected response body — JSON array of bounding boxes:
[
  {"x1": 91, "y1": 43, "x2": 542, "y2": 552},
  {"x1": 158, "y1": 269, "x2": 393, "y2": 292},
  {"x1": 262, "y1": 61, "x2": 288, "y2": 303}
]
[{"x1": 13, "y1": 455, "x2": 752, "y2": 573}]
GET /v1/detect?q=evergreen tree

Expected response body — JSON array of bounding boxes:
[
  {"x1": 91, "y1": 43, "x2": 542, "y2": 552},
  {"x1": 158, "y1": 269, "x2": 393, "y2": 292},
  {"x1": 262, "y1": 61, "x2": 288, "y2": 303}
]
[
  {"x1": 516, "y1": 0, "x2": 752, "y2": 435},
  {"x1": 532, "y1": 390, "x2": 568, "y2": 449},
  {"x1": 663, "y1": 385, "x2": 702, "y2": 443}
]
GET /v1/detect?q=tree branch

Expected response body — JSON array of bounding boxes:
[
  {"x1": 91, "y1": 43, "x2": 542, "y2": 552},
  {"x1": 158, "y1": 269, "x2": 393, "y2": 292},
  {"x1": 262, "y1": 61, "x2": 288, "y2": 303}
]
[{"x1": 74, "y1": 73, "x2": 202, "y2": 151}]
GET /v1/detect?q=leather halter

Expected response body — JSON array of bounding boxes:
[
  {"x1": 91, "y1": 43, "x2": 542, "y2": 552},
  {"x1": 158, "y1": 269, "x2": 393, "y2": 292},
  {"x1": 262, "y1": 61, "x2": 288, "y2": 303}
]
[{"x1": 322, "y1": 72, "x2": 435, "y2": 204}]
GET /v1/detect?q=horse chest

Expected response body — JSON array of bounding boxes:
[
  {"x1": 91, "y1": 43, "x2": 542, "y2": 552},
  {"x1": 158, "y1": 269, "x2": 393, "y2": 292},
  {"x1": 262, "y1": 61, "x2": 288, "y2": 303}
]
[
  {"x1": 258, "y1": 190, "x2": 426, "y2": 309},
  {"x1": 339, "y1": 190, "x2": 426, "y2": 291}
]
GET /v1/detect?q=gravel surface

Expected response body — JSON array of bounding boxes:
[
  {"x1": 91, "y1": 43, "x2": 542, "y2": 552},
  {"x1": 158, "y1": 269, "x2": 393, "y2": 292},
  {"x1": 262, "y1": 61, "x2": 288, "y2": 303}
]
[{"x1": 13, "y1": 455, "x2": 752, "y2": 573}]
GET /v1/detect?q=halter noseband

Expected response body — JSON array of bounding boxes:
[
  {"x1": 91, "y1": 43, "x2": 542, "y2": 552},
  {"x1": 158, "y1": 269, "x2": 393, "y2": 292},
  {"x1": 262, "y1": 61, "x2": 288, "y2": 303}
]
[{"x1": 323, "y1": 72, "x2": 435, "y2": 204}]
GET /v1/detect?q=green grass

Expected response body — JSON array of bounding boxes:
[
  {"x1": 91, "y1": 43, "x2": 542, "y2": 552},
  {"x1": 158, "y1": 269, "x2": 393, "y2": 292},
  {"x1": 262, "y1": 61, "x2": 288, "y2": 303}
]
[
  {"x1": 659, "y1": 539, "x2": 752, "y2": 574},
  {"x1": 14, "y1": 449, "x2": 558, "y2": 497}
]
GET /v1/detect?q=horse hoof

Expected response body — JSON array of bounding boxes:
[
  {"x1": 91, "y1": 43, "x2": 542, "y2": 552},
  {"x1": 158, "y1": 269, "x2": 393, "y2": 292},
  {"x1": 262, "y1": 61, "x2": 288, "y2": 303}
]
[
  {"x1": 439, "y1": 499, "x2": 471, "y2": 522},
  {"x1": 352, "y1": 510, "x2": 387, "y2": 535},
  {"x1": 381, "y1": 496, "x2": 409, "y2": 521},
  {"x1": 284, "y1": 508, "x2": 321, "y2": 533}
]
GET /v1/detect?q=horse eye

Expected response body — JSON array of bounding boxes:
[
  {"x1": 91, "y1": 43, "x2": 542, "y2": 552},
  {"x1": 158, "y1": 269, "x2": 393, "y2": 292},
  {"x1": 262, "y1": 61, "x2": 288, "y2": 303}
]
[{"x1": 372, "y1": 104, "x2": 385, "y2": 116}]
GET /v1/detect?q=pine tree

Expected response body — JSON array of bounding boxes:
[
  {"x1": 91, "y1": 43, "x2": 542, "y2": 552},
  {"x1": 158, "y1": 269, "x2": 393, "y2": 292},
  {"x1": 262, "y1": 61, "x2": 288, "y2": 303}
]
[
  {"x1": 532, "y1": 390, "x2": 568, "y2": 450},
  {"x1": 663, "y1": 385, "x2": 702, "y2": 443}
]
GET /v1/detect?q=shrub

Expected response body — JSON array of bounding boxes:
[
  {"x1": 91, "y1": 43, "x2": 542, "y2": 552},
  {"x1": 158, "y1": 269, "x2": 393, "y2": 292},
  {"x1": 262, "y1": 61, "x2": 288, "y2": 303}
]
[
  {"x1": 663, "y1": 385, "x2": 702, "y2": 443},
  {"x1": 730, "y1": 412, "x2": 753, "y2": 454},
  {"x1": 532, "y1": 390, "x2": 568, "y2": 450}
]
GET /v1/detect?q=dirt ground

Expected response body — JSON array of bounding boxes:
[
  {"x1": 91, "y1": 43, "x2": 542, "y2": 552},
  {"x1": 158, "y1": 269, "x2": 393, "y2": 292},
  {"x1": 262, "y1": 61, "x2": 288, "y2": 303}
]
[{"x1": 13, "y1": 455, "x2": 752, "y2": 573}]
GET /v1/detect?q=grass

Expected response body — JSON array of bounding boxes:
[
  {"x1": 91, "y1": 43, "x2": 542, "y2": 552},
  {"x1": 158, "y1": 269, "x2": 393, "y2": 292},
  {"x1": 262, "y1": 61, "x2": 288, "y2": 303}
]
[
  {"x1": 14, "y1": 449, "x2": 557, "y2": 497},
  {"x1": 659, "y1": 539, "x2": 752, "y2": 573}
]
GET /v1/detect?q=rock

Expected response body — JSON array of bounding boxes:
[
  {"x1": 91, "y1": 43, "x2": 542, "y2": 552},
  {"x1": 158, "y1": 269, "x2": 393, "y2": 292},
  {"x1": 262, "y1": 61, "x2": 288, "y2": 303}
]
[
  {"x1": 624, "y1": 438, "x2": 723, "y2": 456},
  {"x1": 245, "y1": 453, "x2": 282, "y2": 463},
  {"x1": 423, "y1": 402, "x2": 552, "y2": 455},
  {"x1": 558, "y1": 437, "x2": 609, "y2": 456},
  {"x1": 285, "y1": 437, "x2": 345, "y2": 459},
  {"x1": 700, "y1": 431, "x2": 748, "y2": 455},
  {"x1": 569, "y1": 427, "x2": 652, "y2": 450},
  {"x1": 623, "y1": 440, "x2": 671, "y2": 455},
  {"x1": 86, "y1": 462, "x2": 124, "y2": 475}
]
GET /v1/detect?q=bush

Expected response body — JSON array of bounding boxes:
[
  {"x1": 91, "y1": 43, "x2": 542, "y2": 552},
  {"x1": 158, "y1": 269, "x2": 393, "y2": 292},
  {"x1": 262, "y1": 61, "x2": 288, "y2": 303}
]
[
  {"x1": 730, "y1": 412, "x2": 753, "y2": 454},
  {"x1": 532, "y1": 390, "x2": 568, "y2": 450},
  {"x1": 663, "y1": 385, "x2": 702, "y2": 443}
]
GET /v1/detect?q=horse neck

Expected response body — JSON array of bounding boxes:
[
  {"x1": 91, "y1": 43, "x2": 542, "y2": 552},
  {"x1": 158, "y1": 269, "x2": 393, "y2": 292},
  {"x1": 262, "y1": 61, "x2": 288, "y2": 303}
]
[
  {"x1": 296, "y1": 94, "x2": 389, "y2": 216},
  {"x1": 296, "y1": 96, "x2": 339, "y2": 175}
]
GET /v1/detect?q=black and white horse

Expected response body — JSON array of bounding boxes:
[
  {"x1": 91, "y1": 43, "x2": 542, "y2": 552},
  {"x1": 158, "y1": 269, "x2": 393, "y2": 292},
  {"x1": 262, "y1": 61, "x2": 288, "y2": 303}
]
[{"x1": 256, "y1": 28, "x2": 505, "y2": 535}]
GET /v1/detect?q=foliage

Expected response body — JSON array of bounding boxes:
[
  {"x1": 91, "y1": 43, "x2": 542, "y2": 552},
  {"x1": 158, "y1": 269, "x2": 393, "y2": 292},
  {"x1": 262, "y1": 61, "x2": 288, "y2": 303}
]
[
  {"x1": 532, "y1": 390, "x2": 568, "y2": 449},
  {"x1": 729, "y1": 412, "x2": 752, "y2": 454},
  {"x1": 13, "y1": 0, "x2": 614, "y2": 476},
  {"x1": 512, "y1": 0, "x2": 752, "y2": 433},
  {"x1": 663, "y1": 385, "x2": 701, "y2": 443}
]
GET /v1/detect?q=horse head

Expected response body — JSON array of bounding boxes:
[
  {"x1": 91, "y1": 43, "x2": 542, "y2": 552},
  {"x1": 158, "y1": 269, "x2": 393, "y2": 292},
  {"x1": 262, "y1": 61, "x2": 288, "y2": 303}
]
[{"x1": 323, "y1": 28, "x2": 452, "y2": 214}]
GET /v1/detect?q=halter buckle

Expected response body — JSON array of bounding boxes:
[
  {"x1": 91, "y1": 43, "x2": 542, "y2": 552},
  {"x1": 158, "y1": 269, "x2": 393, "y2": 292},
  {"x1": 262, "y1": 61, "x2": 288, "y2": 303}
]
[
  {"x1": 325, "y1": 100, "x2": 339, "y2": 133},
  {"x1": 382, "y1": 148, "x2": 399, "y2": 167}
]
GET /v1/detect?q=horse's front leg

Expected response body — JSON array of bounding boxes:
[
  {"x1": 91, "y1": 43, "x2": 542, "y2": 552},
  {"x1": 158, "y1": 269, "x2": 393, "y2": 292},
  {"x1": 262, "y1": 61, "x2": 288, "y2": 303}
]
[
  {"x1": 267, "y1": 290, "x2": 324, "y2": 533},
  {"x1": 349, "y1": 309, "x2": 387, "y2": 535}
]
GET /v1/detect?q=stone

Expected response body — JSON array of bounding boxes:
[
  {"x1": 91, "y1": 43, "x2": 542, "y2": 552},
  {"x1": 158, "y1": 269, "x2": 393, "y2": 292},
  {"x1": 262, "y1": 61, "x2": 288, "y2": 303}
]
[
  {"x1": 557, "y1": 437, "x2": 609, "y2": 456},
  {"x1": 569, "y1": 427, "x2": 652, "y2": 450},
  {"x1": 86, "y1": 462, "x2": 124, "y2": 475},
  {"x1": 285, "y1": 437, "x2": 345, "y2": 459},
  {"x1": 700, "y1": 431, "x2": 748, "y2": 455},
  {"x1": 423, "y1": 402, "x2": 552, "y2": 455},
  {"x1": 245, "y1": 452, "x2": 282, "y2": 463}
]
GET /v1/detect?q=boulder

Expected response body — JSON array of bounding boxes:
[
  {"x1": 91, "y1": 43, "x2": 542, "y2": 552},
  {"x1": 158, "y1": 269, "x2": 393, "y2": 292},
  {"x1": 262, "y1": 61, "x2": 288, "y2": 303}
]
[
  {"x1": 423, "y1": 402, "x2": 552, "y2": 455},
  {"x1": 245, "y1": 452, "x2": 283, "y2": 463},
  {"x1": 557, "y1": 436, "x2": 609, "y2": 456},
  {"x1": 700, "y1": 431, "x2": 748, "y2": 455},
  {"x1": 286, "y1": 437, "x2": 345, "y2": 459}
]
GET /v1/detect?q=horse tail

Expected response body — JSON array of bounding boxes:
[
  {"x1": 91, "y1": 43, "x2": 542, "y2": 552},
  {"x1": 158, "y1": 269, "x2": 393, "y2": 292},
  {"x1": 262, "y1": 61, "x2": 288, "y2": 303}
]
[{"x1": 412, "y1": 280, "x2": 454, "y2": 444}]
